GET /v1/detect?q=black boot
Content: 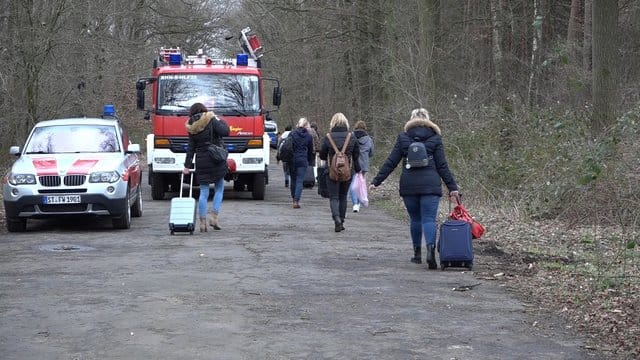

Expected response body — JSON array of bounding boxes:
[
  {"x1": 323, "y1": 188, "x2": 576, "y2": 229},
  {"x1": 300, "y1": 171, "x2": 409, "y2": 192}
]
[
  {"x1": 426, "y1": 245, "x2": 437, "y2": 269},
  {"x1": 410, "y1": 246, "x2": 422, "y2": 264},
  {"x1": 334, "y1": 217, "x2": 343, "y2": 232}
]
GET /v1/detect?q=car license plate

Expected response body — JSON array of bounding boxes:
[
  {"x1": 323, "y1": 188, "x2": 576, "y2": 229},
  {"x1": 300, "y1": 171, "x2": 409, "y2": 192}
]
[{"x1": 44, "y1": 195, "x2": 81, "y2": 204}]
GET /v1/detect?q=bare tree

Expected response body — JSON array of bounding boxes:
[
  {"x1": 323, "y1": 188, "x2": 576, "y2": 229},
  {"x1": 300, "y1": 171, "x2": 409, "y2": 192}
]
[
  {"x1": 591, "y1": 0, "x2": 619, "y2": 131},
  {"x1": 583, "y1": 0, "x2": 593, "y2": 71},
  {"x1": 490, "y1": 0, "x2": 505, "y2": 102}
]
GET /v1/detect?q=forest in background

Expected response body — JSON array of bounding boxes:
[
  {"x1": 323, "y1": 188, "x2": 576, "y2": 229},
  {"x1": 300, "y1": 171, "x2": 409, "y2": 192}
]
[
  {"x1": 1, "y1": 1, "x2": 639, "y2": 355},
  {"x1": 1, "y1": 0, "x2": 638, "y2": 220}
]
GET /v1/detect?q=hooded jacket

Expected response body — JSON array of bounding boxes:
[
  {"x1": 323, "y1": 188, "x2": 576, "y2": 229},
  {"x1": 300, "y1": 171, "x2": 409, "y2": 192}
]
[
  {"x1": 290, "y1": 127, "x2": 315, "y2": 168},
  {"x1": 371, "y1": 118, "x2": 457, "y2": 197},
  {"x1": 184, "y1": 111, "x2": 230, "y2": 184},
  {"x1": 353, "y1": 129, "x2": 373, "y2": 173},
  {"x1": 319, "y1": 126, "x2": 361, "y2": 176}
]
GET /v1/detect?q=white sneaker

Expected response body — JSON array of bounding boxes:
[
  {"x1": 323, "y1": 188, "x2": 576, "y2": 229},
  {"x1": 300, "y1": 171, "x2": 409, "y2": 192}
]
[{"x1": 353, "y1": 204, "x2": 360, "y2": 213}]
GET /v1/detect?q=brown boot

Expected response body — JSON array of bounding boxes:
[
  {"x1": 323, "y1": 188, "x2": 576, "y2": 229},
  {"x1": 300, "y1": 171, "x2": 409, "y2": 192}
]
[
  {"x1": 209, "y1": 212, "x2": 221, "y2": 230},
  {"x1": 199, "y1": 217, "x2": 207, "y2": 232},
  {"x1": 292, "y1": 201, "x2": 301, "y2": 209}
]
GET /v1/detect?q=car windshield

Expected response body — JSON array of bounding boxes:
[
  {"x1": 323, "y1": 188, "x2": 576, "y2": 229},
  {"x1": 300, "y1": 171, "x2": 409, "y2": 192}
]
[
  {"x1": 157, "y1": 74, "x2": 260, "y2": 115},
  {"x1": 25, "y1": 124, "x2": 120, "y2": 154}
]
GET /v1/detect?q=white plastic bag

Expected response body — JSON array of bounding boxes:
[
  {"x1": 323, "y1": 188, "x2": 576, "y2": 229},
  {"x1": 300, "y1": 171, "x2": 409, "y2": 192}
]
[{"x1": 352, "y1": 172, "x2": 369, "y2": 207}]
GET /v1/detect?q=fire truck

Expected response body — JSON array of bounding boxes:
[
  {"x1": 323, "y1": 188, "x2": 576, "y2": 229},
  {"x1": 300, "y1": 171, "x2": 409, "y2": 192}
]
[{"x1": 135, "y1": 28, "x2": 281, "y2": 200}]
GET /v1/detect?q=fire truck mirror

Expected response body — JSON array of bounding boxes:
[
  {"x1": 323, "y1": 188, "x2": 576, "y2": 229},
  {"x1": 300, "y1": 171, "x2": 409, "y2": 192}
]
[
  {"x1": 136, "y1": 80, "x2": 146, "y2": 91},
  {"x1": 272, "y1": 86, "x2": 282, "y2": 107},
  {"x1": 136, "y1": 89, "x2": 145, "y2": 110}
]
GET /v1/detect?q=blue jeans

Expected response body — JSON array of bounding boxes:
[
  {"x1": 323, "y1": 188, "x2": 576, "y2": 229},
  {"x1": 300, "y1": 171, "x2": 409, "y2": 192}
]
[
  {"x1": 289, "y1": 165, "x2": 307, "y2": 201},
  {"x1": 198, "y1": 178, "x2": 225, "y2": 218},
  {"x1": 402, "y1": 195, "x2": 440, "y2": 248}
]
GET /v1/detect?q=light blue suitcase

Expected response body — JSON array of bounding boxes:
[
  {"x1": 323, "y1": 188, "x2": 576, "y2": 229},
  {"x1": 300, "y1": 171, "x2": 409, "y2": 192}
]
[{"x1": 169, "y1": 170, "x2": 196, "y2": 235}]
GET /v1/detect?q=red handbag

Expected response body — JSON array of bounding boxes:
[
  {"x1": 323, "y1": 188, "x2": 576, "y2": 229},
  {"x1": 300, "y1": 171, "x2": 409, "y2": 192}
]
[{"x1": 449, "y1": 203, "x2": 485, "y2": 239}]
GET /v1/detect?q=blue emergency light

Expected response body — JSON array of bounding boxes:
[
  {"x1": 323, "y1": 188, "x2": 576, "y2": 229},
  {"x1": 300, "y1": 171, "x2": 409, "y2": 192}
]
[
  {"x1": 103, "y1": 104, "x2": 115, "y2": 117},
  {"x1": 169, "y1": 53, "x2": 182, "y2": 65},
  {"x1": 236, "y1": 53, "x2": 249, "y2": 66}
]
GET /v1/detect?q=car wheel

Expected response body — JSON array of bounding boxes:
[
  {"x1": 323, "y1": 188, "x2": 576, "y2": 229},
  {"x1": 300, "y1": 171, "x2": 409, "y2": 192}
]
[
  {"x1": 6, "y1": 216, "x2": 27, "y2": 232},
  {"x1": 112, "y1": 191, "x2": 132, "y2": 229},
  {"x1": 131, "y1": 184, "x2": 143, "y2": 218}
]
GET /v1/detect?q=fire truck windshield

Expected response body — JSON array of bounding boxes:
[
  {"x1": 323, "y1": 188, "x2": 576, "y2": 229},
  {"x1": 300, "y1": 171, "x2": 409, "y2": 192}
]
[{"x1": 157, "y1": 74, "x2": 260, "y2": 115}]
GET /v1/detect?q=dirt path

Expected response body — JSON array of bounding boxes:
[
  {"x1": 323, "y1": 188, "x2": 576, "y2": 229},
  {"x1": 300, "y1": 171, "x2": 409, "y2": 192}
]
[{"x1": 0, "y1": 157, "x2": 604, "y2": 359}]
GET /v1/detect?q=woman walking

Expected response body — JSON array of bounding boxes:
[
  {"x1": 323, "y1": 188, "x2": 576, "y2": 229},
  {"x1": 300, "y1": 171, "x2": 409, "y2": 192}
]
[
  {"x1": 289, "y1": 117, "x2": 315, "y2": 208},
  {"x1": 182, "y1": 103, "x2": 230, "y2": 232},
  {"x1": 350, "y1": 120, "x2": 374, "y2": 213},
  {"x1": 369, "y1": 108, "x2": 459, "y2": 269},
  {"x1": 319, "y1": 113, "x2": 360, "y2": 232}
]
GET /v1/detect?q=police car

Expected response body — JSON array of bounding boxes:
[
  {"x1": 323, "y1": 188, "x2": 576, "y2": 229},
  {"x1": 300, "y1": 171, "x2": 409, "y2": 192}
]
[
  {"x1": 3, "y1": 110, "x2": 143, "y2": 232},
  {"x1": 265, "y1": 120, "x2": 278, "y2": 149}
]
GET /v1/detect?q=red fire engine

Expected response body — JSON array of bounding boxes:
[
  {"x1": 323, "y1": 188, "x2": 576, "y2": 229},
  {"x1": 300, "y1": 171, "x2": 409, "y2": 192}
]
[{"x1": 136, "y1": 28, "x2": 281, "y2": 200}]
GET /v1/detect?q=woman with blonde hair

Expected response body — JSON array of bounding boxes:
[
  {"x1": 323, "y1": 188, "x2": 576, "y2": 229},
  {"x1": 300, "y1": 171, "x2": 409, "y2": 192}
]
[
  {"x1": 370, "y1": 108, "x2": 459, "y2": 269},
  {"x1": 288, "y1": 117, "x2": 315, "y2": 208},
  {"x1": 319, "y1": 113, "x2": 361, "y2": 232}
]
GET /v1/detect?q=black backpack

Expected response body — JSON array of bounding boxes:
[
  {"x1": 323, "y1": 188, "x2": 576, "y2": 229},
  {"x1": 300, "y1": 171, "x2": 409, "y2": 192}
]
[
  {"x1": 277, "y1": 135, "x2": 294, "y2": 162},
  {"x1": 405, "y1": 137, "x2": 430, "y2": 169}
]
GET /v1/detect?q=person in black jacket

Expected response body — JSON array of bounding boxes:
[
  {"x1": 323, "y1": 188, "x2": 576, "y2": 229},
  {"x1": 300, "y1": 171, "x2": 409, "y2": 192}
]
[
  {"x1": 182, "y1": 103, "x2": 230, "y2": 232},
  {"x1": 289, "y1": 117, "x2": 315, "y2": 208},
  {"x1": 370, "y1": 108, "x2": 459, "y2": 269},
  {"x1": 319, "y1": 112, "x2": 360, "y2": 232}
]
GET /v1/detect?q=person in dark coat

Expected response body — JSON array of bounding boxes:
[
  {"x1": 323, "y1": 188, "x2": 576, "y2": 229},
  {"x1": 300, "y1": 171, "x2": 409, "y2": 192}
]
[
  {"x1": 319, "y1": 112, "x2": 361, "y2": 232},
  {"x1": 370, "y1": 108, "x2": 459, "y2": 269},
  {"x1": 182, "y1": 103, "x2": 230, "y2": 232},
  {"x1": 277, "y1": 125, "x2": 292, "y2": 187},
  {"x1": 289, "y1": 117, "x2": 315, "y2": 208}
]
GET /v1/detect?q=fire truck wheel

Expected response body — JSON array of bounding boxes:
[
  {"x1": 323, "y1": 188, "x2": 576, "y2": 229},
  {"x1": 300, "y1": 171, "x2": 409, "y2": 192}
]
[
  {"x1": 233, "y1": 181, "x2": 245, "y2": 192},
  {"x1": 151, "y1": 173, "x2": 165, "y2": 200},
  {"x1": 252, "y1": 173, "x2": 266, "y2": 200}
]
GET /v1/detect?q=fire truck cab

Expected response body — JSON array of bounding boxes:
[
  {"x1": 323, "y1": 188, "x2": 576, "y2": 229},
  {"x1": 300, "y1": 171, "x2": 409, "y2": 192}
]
[{"x1": 136, "y1": 28, "x2": 281, "y2": 200}]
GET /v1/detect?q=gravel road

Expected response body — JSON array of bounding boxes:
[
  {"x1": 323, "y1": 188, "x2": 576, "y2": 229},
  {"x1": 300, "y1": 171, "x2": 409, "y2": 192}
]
[{"x1": 0, "y1": 157, "x2": 601, "y2": 359}]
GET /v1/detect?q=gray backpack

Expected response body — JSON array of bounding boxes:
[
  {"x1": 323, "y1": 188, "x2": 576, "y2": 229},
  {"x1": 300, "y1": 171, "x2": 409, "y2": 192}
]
[{"x1": 405, "y1": 138, "x2": 430, "y2": 169}]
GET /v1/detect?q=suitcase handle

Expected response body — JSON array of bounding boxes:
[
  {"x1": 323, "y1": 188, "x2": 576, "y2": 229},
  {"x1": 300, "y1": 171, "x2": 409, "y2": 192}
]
[{"x1": 180, "y1": 154, "x2": 196, "y2": 198}]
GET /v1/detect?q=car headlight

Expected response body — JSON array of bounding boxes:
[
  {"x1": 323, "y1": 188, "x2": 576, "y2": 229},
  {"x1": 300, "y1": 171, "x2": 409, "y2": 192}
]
[
  {"x1": 8, "y1": 173, "x2": 36, "y2": 185},
  {"x1": 89, "y1": 171, "x2": 120, "y2": 183}
]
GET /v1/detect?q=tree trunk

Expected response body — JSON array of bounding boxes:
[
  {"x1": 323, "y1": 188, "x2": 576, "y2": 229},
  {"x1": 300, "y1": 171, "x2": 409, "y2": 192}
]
[
  {"x1": 527, "y1": 0, "x2": 544, "y2": 107},
  {"x1": 417, "y1": 0, "x2": 440, "y2": 105},
  {"x1": 567, "y1": 0, "x2": 581, "y2": 64},
  {"x1": 490, "y1": 0, "x2": 504, "y2": 103},
  {"x1": 583, "y1": 0, "x2": 592, "y2": 71},
  {"x1": 591, "y1": 0, "x2": 619, "y2": 132}
]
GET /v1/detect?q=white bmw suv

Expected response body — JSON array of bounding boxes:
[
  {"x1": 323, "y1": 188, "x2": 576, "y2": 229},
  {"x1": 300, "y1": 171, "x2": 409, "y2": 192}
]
[{"x1": 3, "y1": 117, "x2": 143, "y2": 232}]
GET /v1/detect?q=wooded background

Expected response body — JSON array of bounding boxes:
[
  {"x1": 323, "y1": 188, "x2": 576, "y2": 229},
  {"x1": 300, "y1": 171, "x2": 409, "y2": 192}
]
[{"x1": 1, "y1": 0, "x2": 639, "y2": 222}]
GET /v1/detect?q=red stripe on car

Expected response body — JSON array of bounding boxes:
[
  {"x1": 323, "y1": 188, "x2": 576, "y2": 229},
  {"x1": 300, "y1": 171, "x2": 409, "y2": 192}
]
[
  {"x1": 32, "y1": 158, "x2": 58, "y2": 175},
  {"x1": 67, "y1": 159, "x2": 99, "y2": 174}
]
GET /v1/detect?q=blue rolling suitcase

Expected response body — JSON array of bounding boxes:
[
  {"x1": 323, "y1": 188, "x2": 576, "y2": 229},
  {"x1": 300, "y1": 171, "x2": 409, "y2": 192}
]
[
  {"x1": 438, "y1": 219, "x2": 474, "y2": 270},
  {"x1": 169, "y1": 168, "x2": 196, "y2": 235}
]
